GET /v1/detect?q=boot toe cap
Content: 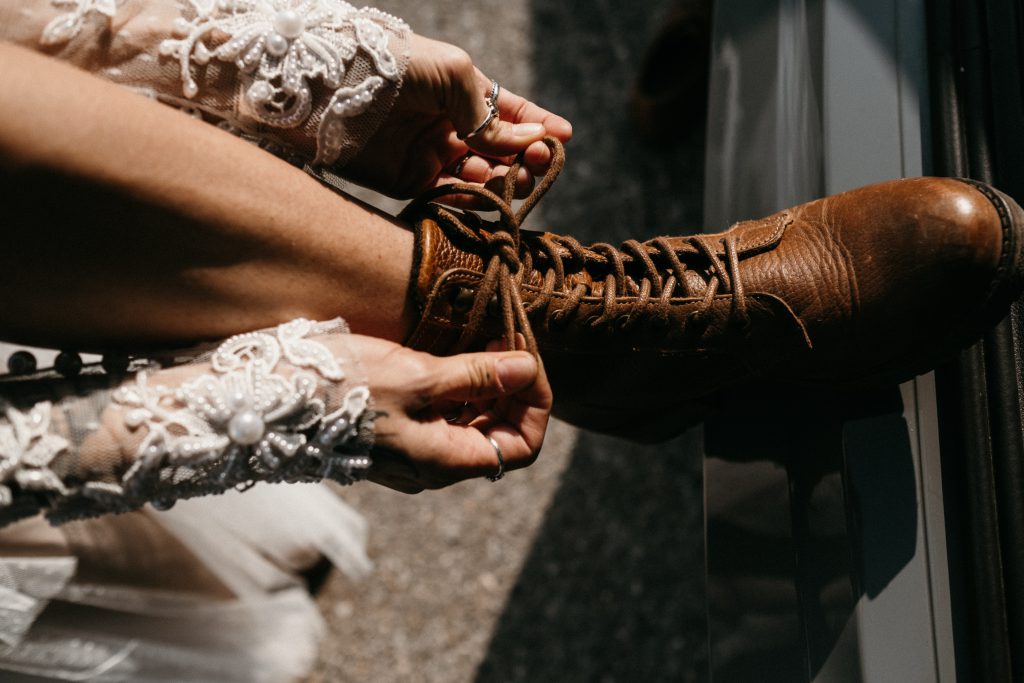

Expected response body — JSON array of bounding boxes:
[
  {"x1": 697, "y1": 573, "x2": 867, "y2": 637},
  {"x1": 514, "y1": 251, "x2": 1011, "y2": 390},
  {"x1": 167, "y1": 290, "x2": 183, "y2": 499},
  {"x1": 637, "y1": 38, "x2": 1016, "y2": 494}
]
[{"x1": 805, "y1": 177, "x2": 1024, "y2": 383}]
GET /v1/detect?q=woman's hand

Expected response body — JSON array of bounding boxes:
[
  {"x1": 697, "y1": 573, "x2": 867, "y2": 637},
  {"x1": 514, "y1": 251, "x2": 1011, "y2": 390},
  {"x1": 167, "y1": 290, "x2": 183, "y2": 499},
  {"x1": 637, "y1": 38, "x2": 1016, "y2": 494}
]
[
  {"x1": 345, "y1": 334, "x2": 552, "y2": 493},
  {"x1": 341, "y1": 34, "x2": 573, "y2": 199}
]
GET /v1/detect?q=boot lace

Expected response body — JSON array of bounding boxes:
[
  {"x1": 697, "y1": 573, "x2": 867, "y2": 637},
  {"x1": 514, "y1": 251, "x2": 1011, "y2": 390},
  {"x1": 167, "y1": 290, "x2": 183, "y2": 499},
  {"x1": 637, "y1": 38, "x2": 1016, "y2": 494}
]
[{"x1": 407, "y1": 137, "x2": 752, "y2": 356}]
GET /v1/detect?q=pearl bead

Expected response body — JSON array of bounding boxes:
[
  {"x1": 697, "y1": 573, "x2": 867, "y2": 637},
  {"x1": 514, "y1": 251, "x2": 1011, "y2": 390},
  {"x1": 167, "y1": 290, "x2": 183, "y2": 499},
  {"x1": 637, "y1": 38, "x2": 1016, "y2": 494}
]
[
  {"x1": 274, "y1": 10, "x2": 305, "y2": 39},
  {"x1": 266, "y1": 33, "x2": 289, "y2": 57},
  {"x1": 125, "y1": 409, "x2": 148, "y2": 429},
  {"x1": 229, "y1": 391, "x2": 250, "y2": 411},
  {"x1": 228, "y1": 410, "x2": 265, "y2": 445}
]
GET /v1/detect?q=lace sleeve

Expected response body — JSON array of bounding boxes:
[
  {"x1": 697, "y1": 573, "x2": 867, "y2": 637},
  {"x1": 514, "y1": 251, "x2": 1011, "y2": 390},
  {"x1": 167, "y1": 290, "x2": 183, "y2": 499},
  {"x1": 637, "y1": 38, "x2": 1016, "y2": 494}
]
[
  {"x1": 0, "y1": 318, "x2": 374, "y2": 527},
  {"x1": 0, "y1": 1, "x2": 410, "y2": 167}
]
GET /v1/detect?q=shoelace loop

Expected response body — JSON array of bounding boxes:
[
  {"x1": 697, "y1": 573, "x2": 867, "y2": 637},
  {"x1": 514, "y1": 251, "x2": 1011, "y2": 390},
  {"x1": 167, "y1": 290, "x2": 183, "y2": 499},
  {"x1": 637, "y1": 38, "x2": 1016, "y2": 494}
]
[{"x1": 408, "y1": 137, "x2": 753, "y2": 355}]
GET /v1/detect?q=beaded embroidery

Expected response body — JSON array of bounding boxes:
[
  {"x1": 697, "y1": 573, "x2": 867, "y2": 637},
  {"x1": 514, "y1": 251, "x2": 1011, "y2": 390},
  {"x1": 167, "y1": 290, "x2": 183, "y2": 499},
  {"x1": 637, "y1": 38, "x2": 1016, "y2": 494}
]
[
  {"x1": 0, "y1": 319, "x2": 373, "y2": 525},
  {"x1": 159, "y1": 0, "x2": 408, "y2": 164},
  {"x1": 41, "y1": 0, "x2": 117, "y2": 46},
  {"x1": 0, "y1": 404, "x2": 70, "y2": 507}
]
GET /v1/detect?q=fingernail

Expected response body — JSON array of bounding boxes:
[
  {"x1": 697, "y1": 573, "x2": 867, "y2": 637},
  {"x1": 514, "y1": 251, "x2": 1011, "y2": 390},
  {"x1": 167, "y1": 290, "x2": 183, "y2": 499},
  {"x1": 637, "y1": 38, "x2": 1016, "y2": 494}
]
[
  {"x1": 510, "y1": 122, "x2": 544, "y2": 137},
  {"x1": 497, "y1": 354, "x2": 537, "y2": 392}
]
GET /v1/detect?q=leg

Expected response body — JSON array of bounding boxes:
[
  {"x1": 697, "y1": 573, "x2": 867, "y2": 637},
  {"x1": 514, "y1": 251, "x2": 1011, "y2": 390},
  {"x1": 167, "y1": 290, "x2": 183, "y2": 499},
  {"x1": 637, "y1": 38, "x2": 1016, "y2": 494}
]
[
  {"x1": 0, "y1": 43, "x2": 417, "y2": 349},
  {"x1": 403, "y1": 139, "x2": 1024, "y2": 440}
]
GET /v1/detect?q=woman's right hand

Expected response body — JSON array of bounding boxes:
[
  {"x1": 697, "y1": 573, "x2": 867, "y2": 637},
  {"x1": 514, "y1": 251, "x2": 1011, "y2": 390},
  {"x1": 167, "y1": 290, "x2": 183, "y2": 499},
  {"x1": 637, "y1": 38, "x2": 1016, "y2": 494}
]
[{"x1": 340, "y1": 34, "x2": 573, "y2": 200}]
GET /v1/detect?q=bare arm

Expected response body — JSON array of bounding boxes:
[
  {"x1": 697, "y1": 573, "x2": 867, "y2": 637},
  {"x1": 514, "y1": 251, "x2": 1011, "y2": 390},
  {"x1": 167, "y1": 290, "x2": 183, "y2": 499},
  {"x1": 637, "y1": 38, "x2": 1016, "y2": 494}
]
[{"x1": 0, "y1": 42, "x2": 417, "y2": 350}]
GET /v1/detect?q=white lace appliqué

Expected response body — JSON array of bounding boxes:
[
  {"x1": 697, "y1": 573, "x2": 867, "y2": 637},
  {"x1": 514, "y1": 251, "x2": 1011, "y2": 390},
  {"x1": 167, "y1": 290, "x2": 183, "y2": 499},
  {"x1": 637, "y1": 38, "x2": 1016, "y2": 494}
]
[
  {"x1": 41, "y1": 0, "x2": 117, "y2": 46},
  {"x1": 0, "y1": 404, "x2": 70, "y2": 507},
  {"x1": 0, "y1": 319, "x2": 373, "y2": 525},
  {"x1": 159, "y1": 0, "x2": 407, "y2": 164},
  {"x1": 103, "y1": 318, "x2": 372, "y2": 511}
]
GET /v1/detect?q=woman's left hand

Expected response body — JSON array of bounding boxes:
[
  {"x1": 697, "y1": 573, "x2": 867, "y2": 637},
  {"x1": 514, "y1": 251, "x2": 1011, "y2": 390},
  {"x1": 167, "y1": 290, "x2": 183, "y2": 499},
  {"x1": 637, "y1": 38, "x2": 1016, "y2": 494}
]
[
  {"x1": 341, "y1": 34, "x2": 573, "y2": 200},
  {"x1": 343, "y1": 334, "x2": 553, "y2": 493}
]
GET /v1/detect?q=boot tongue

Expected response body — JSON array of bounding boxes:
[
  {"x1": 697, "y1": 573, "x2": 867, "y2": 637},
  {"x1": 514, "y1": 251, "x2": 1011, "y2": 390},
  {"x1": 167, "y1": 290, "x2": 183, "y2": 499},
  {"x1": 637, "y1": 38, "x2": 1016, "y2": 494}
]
[
  {"x1": 680, "y1": 269, "x2": 710, "y2": 296},
  {"x1": 411, "y1": 214, "x2": 486, "y2": 305}
]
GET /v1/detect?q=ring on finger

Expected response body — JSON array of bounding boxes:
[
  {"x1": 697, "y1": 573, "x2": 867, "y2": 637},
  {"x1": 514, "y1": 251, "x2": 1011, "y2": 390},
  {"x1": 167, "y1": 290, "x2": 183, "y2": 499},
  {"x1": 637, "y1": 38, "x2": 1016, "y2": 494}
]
[
  {"x1": 486, "y1": 436, "x2": 505, "y2": 482},
  {"x1": 459, "y1": 79, "x2": 501, "y2": 141},
  {"x1": 451, "y1": 153, "x2": 473, "y2": 177}
]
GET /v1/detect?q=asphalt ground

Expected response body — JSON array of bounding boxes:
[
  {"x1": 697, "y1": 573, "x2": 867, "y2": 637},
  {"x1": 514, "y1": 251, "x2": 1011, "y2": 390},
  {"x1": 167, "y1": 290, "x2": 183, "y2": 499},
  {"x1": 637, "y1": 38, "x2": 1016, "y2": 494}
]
[{"x1": 309, "y1": 2, "x2": 708, "y2": 680}]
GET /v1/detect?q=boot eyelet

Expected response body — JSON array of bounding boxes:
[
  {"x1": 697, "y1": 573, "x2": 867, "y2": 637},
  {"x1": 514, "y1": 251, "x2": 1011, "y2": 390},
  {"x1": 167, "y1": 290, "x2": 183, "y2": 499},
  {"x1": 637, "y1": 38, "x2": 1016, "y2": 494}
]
[
  {"x1": 486, "y1": 295, "x2": 500, "y2": 316},
  {"x1": 448, "y1": 286, "x2": 476, "y2": 313}
]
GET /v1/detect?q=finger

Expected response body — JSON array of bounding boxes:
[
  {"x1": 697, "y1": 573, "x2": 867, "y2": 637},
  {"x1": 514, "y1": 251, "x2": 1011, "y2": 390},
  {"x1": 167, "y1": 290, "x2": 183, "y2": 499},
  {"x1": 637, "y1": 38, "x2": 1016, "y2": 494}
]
[
  {"x1": 522, "y1": 140, "x2": 554, "y2": 176},
  {"x1": 419, "y1": 350, "x2": 539, "y2": 403},
  {"x1": 492, "y1": 78, "x2": 573, "y2": 143},
  {"x1": 454, "y1": 72, "x2": 548, "y2": 157},
  {"x1": 418, "y1": 184, "x2": 502, "y2": 211},
  {"x1": 435, "y1": 157, "x2": 535, "y2": 206},
  {"x1": 483, "y1": 166, "x2": 535, "y2": 199},
  {"x1": 449, "y1": 69, "x2": 541, "y2": 152},
  {"x1": 466, "y1": 337, "x2": 516, "y2": 414},
  {"x1": 471, "y1": 336, "x2": 552, "y2": 453},
  {"x1": 455, "y1": 424, "x2": 539, "y2": 477},
  {"x1": 408, "y1": 421, "x2": 539, "y2": 483},
  {"x1": 371, "y1": 414, "x2": 521, "y2": 487}
]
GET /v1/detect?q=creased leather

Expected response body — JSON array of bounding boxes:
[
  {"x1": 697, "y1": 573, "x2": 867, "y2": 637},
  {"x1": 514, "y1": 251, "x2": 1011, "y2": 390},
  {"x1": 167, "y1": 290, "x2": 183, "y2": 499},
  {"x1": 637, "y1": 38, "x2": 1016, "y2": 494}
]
[{"x1": 406, "y1": 142, "x2": 1024, "y2": 440}]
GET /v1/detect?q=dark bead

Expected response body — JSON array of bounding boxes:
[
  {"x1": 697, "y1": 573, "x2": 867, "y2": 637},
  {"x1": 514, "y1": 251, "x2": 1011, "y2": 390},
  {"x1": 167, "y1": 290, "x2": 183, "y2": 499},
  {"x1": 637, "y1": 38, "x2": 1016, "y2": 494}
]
[
  {"x1": 55, "y1": 351, "x2": 83, "y2": 378},
  {"x1": 150, "y1": 498, "x2": 176, "y2": 511},
  {"x1": 7, "y1": 351, "x2": 37, "y2": 375},
  {"x1": 101, "y1": 353, "x2": 130, "y2": 375}
]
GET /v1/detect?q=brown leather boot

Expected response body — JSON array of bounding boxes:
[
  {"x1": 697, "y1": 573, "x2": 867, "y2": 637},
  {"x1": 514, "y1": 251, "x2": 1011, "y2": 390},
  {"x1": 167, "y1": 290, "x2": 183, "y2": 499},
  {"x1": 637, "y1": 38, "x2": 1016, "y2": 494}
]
[{"x1": 403, "y1": 140, "x2": 1024, "y2": 440}]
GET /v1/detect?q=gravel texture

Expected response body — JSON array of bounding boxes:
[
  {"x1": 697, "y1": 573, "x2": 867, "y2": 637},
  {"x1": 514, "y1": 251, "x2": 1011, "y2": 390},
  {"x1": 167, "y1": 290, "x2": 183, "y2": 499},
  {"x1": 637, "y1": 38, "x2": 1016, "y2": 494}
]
[{"x1": 310, "y1": 1, "x2": 708, "y2": 680}]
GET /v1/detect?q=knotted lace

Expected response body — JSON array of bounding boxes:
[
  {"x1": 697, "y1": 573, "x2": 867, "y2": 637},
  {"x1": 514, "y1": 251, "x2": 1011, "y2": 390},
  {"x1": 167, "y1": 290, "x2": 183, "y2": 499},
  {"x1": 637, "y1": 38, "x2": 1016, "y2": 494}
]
[{"x1": 407, "y1": 137, "x2": 753, "y2": 356}]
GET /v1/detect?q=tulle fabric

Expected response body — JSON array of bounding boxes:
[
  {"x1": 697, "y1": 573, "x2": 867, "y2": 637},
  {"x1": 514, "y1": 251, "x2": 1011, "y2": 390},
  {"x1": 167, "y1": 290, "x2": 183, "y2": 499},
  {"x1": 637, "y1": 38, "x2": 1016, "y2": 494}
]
[{"x1": 0, "y1": 483, "x2": 370, "y2": 682}]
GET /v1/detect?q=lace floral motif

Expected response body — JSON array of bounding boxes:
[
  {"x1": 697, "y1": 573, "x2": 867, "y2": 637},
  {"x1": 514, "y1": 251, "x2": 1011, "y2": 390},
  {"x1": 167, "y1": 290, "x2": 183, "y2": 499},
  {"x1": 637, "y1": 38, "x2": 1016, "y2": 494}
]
[
  {"x1": 0, "y1": 404, "x2": 70, "y2": 507},
  {"x1": 41, "y1": 0, "x2": 117, "y2": 46},
  {"x1": 0, "y1": 319, "x2": 374, "y2": 525},
  {"x1": 159, "y1": 0, "x2": 407, "y2": 164}
]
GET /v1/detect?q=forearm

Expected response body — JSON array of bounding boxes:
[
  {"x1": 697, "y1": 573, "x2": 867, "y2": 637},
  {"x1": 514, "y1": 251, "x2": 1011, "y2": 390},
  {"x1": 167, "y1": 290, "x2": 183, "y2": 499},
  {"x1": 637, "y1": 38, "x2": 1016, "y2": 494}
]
[{"x1": 0, "y1": 42, "x2": 415, "y2": 350}]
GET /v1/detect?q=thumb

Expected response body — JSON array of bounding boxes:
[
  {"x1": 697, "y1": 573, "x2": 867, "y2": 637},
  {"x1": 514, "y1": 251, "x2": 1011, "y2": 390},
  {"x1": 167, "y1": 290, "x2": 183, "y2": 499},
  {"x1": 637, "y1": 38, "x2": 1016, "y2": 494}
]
[{"x1": 424, "y1": 351, "x2": 539, "y2": 402}]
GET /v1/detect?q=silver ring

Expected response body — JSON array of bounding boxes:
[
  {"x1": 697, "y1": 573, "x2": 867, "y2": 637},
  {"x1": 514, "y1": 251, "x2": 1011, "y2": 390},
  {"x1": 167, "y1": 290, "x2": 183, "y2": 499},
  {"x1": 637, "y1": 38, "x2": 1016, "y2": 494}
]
[
  {"x1": 451, "y1": 153, "x2": 473, "y2": 177},
  {"x1": 459, "y1": 79, "x2": 500, "y2": 140},
  {"x1": 486, "y1": 436, "x2": 505, "y2": 482}
]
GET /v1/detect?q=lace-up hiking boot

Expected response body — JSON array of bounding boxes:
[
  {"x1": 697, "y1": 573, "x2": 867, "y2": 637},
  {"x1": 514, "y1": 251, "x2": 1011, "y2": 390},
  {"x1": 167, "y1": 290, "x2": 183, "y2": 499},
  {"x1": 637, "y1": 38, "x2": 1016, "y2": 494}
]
[{"x1": 403, "y1": 143, "x2": 1024, "y2": 440}]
